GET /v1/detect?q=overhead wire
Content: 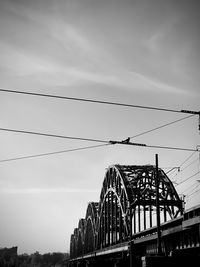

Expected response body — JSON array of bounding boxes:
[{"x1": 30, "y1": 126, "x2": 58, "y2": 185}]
[
  {"x1": 0, "y1": 88, "x2": 199, "y2": 115},
  {"x1": 110, "y1": 139, "x2": 197, "y2": 152},
  {"x1": 179, "y1": 150, "x2": 198, "y2": 168},
  {"x1": 0, "y1": 126, "x2": 198, "y2": 164},
  {"x1": 1, "y1": 88, "x2": 199, "y2": 208},
  {"x1": 0, "y1": 127, "x2": 109, "y2": 144},
  {"x1": 176, "y1": 170, "x2": 200, "y2": 186},
  {"x1": 182, "y1": 182, "x2": 198, "y2": 195},
  {"x1": 0, "y1": 126, "x2": 198, "y2": 151},
  {"x1": 144, "y1": 143, "x2": 196, "y2": 152},
  {"x1": 0, "y1": 88, "x2": 199, "y2": 162},
  {"x1": 0, "y1": 144, "x2": 110, "y2": 163},
  {"x1": 180, "y1": 158, "x2": 199, "y2": 172},
  {"x1": 129, "y1": 114, "x2": 195, "y2": 139},
  {"x1": 170, "y1": 151, "x2": 198, "y2": 181},
  {"x1": 186, "y1": 187, "x2": 200, "y2": 199}
]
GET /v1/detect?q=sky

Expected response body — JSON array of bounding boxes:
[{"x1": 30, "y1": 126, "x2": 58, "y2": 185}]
[{"x1": 0, "y1": 0, "x2": 200, "y2": 255}]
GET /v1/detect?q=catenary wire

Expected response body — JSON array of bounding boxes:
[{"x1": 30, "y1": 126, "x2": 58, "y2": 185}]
[
  {"x1": 129, "y1": 114, "x2": 195, "y2": 139},
  {"x1": 180, "y1": 158, "x2": 199, "y2": 172},
  {"x1": 0, "y1": 88, "x2": 199, "y2": 115},
  {"x1": 0, "y1": 127, "x2": 109, "y2": 144},
  {"x1": 176, "y1": 170, "x2": 200, "y2": 186},
  {"x1": 140, "y1": 144, "x2": 196, "y2": 152},
  {"x1": 0, "y1": 127, "x2": 197, "y2": 152},
  {"x1": 179, "y1": 151, "x2": 197, "y2": 167},
  {"x1": 182, "y1": 182, "x2": 197, "y2": 195},
  {"x1": 0, "y1": 144, "x2": 110, "y2": 163},
  {"x1": 171, "y1": 151, "x2": 199, "y2": 182},
  {"x1": 110, "y1": 140, "x2": 198, "y2": 152},
  {"x1": 186, "y1": 188, "x2": 200, "y2": 199},
  {"x1": 0, "y1": 127, "x2": 198, "y2": 163}
]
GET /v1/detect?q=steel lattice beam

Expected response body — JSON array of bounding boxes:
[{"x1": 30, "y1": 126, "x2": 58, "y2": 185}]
[{"x1": 70, "y1": 165, "x2": 183, "y2": 258}]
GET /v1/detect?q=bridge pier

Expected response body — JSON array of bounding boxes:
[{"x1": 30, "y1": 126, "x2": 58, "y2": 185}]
[{"x1": 141, "y1": 256, "x2": 172, "y2": 267}]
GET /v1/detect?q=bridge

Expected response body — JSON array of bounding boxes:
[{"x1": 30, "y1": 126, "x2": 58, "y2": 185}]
[{"x1": 68, "y1": 164, "x2": 200, "y2": 267}]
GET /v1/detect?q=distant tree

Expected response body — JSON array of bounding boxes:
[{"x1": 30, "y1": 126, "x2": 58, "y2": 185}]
[
  {"x1": 42, "y1": 253, "x2": 51, "y2": 266},
  {"x1": 31, "y1": 251, "x2": 42, "y2": 266},
  {"x1": 51, "y1": 252, "x2": 64, "y2": 265}
]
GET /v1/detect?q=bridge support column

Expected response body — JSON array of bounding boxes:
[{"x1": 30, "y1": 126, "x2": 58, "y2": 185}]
[
  {"x1": 141, "y1": 256, "x2": 172, "y2": 267},
  {"x1": 129, "y1": 240, "x2": 134, "y2": 267},
  {"x1": 141, "y1": 254, "x2": 200, "y2": 267}
]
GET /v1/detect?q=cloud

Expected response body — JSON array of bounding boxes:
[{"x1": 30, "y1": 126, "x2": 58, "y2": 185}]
[
  {"x1": 65, "y1": 67, "x2": 188, "y2": 95},
  {"x1": 0, "y1": 1, "x2": 189, "y2": 95}
]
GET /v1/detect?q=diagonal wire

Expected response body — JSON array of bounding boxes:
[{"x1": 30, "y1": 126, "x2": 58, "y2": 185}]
[
  {"x1": 170, "y1": 151, "x2": 198, "y2": 181},
  {"x1": 0, "y1": 127, "x2": 198, "y2": 163},
  {"x1": 1, "y1": 88, "x2": 198, "y2": 114},
  {"x1": 0, "y1": 127, "x2": 108, "y2": 144},
  {"x1": 0, "y1": 144, "x2": 110, "y2": 163},
  {"x1": 181, "y1": 158, "x2": 199, "y2": 172},
  {"x1": 179, "y1": 150, "x2": 197, "y2": 167},
  {"x1": 176, "y1": 171, "x2": 200, "y2": 186},
  {"x1": 130, "y1": 114, "x2": 195, "y2": 139},
  {"x1": 186, "y1": 187, "x2": 200, "y2": 199}
]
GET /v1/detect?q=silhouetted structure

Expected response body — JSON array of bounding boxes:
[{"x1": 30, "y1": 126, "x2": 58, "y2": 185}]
[
  {"x1": 69, "y1": 164, "x2": 200, "y2": 267},
  {"x1": 0, "y1": 246, "x2": 18, "y2": 266}
]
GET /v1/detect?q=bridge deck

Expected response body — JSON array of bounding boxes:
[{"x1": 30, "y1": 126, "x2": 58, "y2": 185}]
[{"x1": 70, "y1": 204, "x2": 200, "y2": 262}]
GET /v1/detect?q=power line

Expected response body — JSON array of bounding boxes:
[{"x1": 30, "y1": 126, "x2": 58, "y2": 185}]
[
  {"x1": 182, "y1": 182, "x2": 197, "y2": 194},
  {"x1": 0, "y1": 139, "x2": 197, "y2": 163},
  {"x1": 180, "y1": 158, "x2": 199, "y2": 172},
  {"x1": 0, "y1": 127, "x2": 198, "y2": 163},
  {"x1": 176, "y1": 171, "x2": 200, "y2": 186},
  {"x1": 0, "y1": 127, "x2": 198, "y2": 152},
  {"x1": 130, "y1": 114, "x2": 195, "y2": 139},
  {"x1": 0, "y1": 88, "x2": 199, "y2": 115},
  {"x1": 0, "y1": 144, "x2": 110, "y2": 163},
  {"x1": 179, "y1": 151, "x2": 197, "y2": 167},
  {"x1": 110, "y1": 139, "x2": 197, "y2": 152},
  {"x1": 0, "y1": 127, "x2": 109, "y2": 144},
  {"x1": 171, "y1": 151, "x2": 198, "y2": 182},
  {"x1": 165, "y1": 167, "x2": 180, "y2": 175},
  {"x1": 186, "y1": 187, "x2": 200, "y2": 199}
]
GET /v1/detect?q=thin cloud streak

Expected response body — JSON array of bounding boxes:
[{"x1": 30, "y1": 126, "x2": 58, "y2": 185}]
[
  {"x1": 0, "y1": 1, "x2": 191, "y2": 95},
  {"x1": 0, "y1": 39, "x2": 187, "y2": 94}
]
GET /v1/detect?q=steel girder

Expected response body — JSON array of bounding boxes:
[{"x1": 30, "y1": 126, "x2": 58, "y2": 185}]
[
  {"x1": 84, "y1": 202, "x2": 98, "y2": 253},
  {"x1": 70, "y1": 164, "x2": 183, "y2": 258}
]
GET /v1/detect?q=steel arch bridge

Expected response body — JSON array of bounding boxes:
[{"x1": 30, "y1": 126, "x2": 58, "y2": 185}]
[{"x1": 70, "y1": 164, "x2": 183, "y2": 259}]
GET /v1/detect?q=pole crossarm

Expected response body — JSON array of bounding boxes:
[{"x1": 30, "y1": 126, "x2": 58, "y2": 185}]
[
  {"x1": 181, "y1": 110, "x2": 200, "y2": 115},
  {"x1": 109, "y1": 140, "x2": 146, "y2": 147},
  {"x1": 109, "y1": 139, "x2": 198, "y2": 152}
]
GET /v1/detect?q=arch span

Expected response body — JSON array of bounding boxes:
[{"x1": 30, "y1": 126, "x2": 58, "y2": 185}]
[
  {"x1": 84, "y1": 202, "x2": 98, "y2": 253},
  {"x1": 70, "y1": 164, "x2": 183, "y2": 258}
]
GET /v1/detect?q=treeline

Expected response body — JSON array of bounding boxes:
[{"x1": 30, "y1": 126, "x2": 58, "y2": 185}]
[
  {"x1": 18, "y1": 251, "x2": 69, "y2": 267},
  {"x1": 0, "y1": 247, "x2": 69, "y2": 267}
]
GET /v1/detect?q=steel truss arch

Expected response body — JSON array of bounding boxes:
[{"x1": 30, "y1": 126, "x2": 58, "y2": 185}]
[
  {"x1": 70, "y1": 164, "x2": 183, "y2": 258},
  {"x1": 116, "y1": 165, "x2": 183, "y2": 233},
  {"x1": 96, "y1": 165, "x2": 132, "y2": 249},
  {"x1": 84, "y1": 202, "x2": 98, "y2": 253},
  {"x1": 70, "y1": 228, "x2": 79, "y2": 258},
  {"x1": 77, "y1": 219, "x2": 85, "y2": 256}
]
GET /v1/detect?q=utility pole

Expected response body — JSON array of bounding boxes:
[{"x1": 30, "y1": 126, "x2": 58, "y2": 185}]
[
  {"x1": 129, "y1": 204, "x2": 133, "y2": 267},
  {"x1": 155, "y1": 154, "x2": 162, "y2": 255}
]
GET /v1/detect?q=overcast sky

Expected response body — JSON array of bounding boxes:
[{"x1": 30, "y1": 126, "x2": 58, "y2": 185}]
[{"x1": 0, "y1": 0, "x2": 200, "y2": 255}]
